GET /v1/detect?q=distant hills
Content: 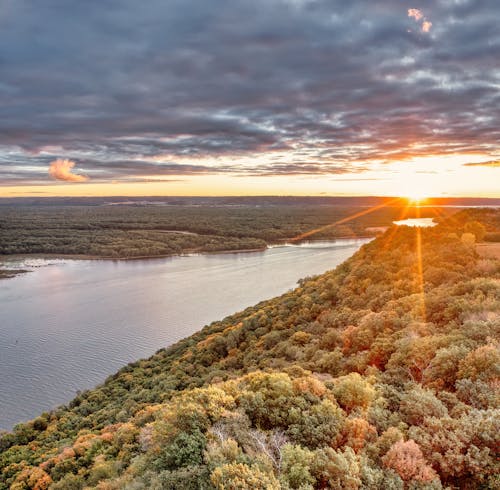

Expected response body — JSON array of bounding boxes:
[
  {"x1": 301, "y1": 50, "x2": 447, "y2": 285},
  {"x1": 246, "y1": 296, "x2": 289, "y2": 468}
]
[{"x1": 1, "y1": 195, "x2": 499, "y2": 207}]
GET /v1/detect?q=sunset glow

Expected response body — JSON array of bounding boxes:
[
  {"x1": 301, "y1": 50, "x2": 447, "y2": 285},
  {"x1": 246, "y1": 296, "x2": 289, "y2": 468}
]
[
  {"x1": 0, "y1": 2, "x2": 498, "y2": 198},
  {"x1": 0, "y1": 2, "x2": 499, "y2": 485},
  {"x1": 405, "y1": 194, "x2": 428, "y2": 205}
]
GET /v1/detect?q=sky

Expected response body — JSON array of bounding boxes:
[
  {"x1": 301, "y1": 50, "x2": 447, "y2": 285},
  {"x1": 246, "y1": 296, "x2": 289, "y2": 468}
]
[{"x1": 0, "y1": 0, "x2": 499, "y2": 198}]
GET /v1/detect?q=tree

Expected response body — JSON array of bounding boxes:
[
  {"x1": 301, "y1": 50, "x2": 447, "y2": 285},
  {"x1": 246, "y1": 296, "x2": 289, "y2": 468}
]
[
  {"x1": 341, "y1": 418, "x2": 377, "y2": 453},
  {"x1": 332, "y1": 373, "x2": 375, "y2": 412},
  {"x1": 464, "y1": 221, "x2": 486, "y2": 242},
  {"x1": 461, "y1": 233, "x2": 475, "y2": 247},
  {"x1": 457, "y1": 344, "x2": 500, "y2": 383},
  {"x1": 280, "y1": 444, "x2": 315, "y2": 489},
  {"x1": 210, "y1": 462, "x2": 278, "y2": 489},
  {"x1": 382, "y1": 440, "x2": 437, "y2": 483},
  {"x1": 422, "y1": 345, "x2": 470, "y2": 389},
  {"x1": 311, "y1": 446, "x2": 361, "y2": 489},
  {"x1": 11, "y1": 466, "x2": 53, "y2": 490},
  {"x1": 399, "y1": 387, "x2": 448, "y2": 426},
  {"x1": 287, "y1": 399, "x2": 345, "y2": 449}
]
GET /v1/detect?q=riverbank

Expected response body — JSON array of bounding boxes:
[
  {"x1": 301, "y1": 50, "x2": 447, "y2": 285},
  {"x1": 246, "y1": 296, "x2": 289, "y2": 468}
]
[
  {"x1": 0, "y1": 269, "x2": 29, "y2": 279},
  {"x1": 0, "y1": 246, "x2": 269, "y2": 271},
  {"x1": 0, "y1": 235, "x2": 374, "y2": 279}
]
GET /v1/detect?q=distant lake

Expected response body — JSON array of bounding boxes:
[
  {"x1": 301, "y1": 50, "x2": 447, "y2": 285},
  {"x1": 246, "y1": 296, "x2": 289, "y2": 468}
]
[
  {"x1": 0, "y1": 239, "x2": 369, "y2": 430},
  {"x1": 393, "y1": 218, "x2": 437, "y2": 227}
]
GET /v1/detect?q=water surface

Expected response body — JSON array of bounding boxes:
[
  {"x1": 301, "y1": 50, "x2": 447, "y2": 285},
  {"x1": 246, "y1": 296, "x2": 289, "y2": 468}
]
[
  {"x1": 0, "y1": 239, "x2": 368, "y2": 430},
  {"x1": 393, "y1": 218, "x2": 437, "y2": 227}
]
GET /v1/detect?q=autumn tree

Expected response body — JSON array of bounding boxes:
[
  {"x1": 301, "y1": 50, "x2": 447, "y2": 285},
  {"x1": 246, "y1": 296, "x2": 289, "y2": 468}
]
[
  {"x1": 464, "y1": 221, "x2": 486, "y2": 242},
  {"x1": 382, "y1": 439, "x2": 437, "y2": 483}
]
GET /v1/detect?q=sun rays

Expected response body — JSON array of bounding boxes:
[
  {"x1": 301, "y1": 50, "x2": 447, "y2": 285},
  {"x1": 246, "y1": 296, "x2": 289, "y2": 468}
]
[
  {"x1": 289, "y1": 195, "x2": 446, "y2": 323},
  {"x1": 289, "y1": 197, "x2": 405, "y2": 243}
]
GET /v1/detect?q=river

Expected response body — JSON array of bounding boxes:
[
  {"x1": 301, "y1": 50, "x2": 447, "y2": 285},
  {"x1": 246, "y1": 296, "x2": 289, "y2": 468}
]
[{"x1": 0, "y1": 239, "x2": 369, "y2": 430}]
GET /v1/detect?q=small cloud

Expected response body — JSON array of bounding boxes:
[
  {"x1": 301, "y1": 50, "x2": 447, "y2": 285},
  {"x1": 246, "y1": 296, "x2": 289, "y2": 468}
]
[
  {"x1": 422, "y1": 20, "x2": 432, "y2": 33},
  {"x1": 408, "y1": 8, "x2": 423, "y2": 21},
  {"x1": 408, "y1": 8, "x2": 432, "y2": 33},
  {"x1": 48, "y1": 159, "x2": 89, "y2": 182},
  {"x1": 463, "y1": 160, "x2": 500, "y2": 168}
]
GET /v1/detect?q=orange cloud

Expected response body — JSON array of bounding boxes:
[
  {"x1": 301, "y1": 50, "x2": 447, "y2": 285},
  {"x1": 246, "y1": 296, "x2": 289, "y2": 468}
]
[
  {"x1": 422, "y1": 20, "x2": 432, "y2": 33},
  {"x1": 48, "y1": 159, "x2": 89, "y2": 182},
  {"x1": 408, "y1": 8, "x2": 432, "y2": 33},
  {"x1": 463, "y1": 160, "x2": 500, "y2": 168},
  {"x1": 408, "y1": 8, "x2": 423, "y2": 21}
]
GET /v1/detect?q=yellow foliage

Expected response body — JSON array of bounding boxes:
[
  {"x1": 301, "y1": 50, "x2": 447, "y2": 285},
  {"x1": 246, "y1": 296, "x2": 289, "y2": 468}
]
[
  {"x1": 461, "y1": 232, "x2": 476, "y2": 247},
  {"x1": 210, "y1": 462, "x2": 278, "y2": 489},
  {"x1": 11, "y1": 467, "x2": 52, "y2": 490},
  {"x1": 332, "y1": 373, "x2": 375, "y2": 412},
  {"x1": 458, "y1": 344, "x2": 500, "y2": 382},
  {"x1": 293, "y1": 376, "x2": 327, "y2": 397}
]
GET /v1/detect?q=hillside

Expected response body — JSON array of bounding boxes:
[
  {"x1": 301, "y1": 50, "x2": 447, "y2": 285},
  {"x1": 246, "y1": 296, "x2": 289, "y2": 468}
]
[{"x1": 1, "y1": 210, "x2": 499, "y2": 489}]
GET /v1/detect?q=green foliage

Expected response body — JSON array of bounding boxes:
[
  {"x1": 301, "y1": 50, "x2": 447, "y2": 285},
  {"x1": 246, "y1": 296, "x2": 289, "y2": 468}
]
[
  {"x1": 399, "y1": 387, "x2": 448, "y2": 426},
  {"x1": 332, "y1": 373, "x2": 375, "y2": 412},
  {"x1": 311, "y1": 447, "x2": 361, "y2": 489},
  {"x1": 0, "y1": 208, "x2": 498, "y2": 489},
  {"x1": 0, "y1": 204, "x2": 406, "y2": 259},
  {"x1": 286, "y1": 399, "x2": 344, "y2": 449},
  {"x1": 211, "y1": 462, "x2": 278, "y2": 489},
  {"x1": 280, "y1": 444, "x2": 315, "y2": 489},
  {"x1": 152, "y1": 429, "x2": 207, "y2": 471}
]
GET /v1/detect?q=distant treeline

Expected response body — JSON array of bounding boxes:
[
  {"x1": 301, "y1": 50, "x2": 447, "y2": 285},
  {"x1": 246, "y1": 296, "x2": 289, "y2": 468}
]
[
  {"x1": 1, "y1": 195, "x2": 499, "y2": 207},
  {"x1": 0, "y1": 204, "x2": 449, "y2": 259}
]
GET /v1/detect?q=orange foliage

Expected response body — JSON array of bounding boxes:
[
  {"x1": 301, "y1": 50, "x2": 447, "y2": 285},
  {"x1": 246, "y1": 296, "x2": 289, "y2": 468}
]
[
  {"x1": 100, "y1": 432, "x2": 114, "y2": 443},
  {"x1": 341, "y1": 325, "x2": 358, "y2": 354},
  {"x1": 341, "y1": 418, "x2": 377, "y2": 453},
  {"x1": 382, "y1": 439, "x2": 437, "y2": 482},
  {"x1": 73, "y1": 433, "x2": 100, "y2": 455},
  {"x1": 293, "y1": 376, "x2": 327, "y2": 397},
  {"x1": 12, "y1": 467, "x2": 53, "y2": 490}
]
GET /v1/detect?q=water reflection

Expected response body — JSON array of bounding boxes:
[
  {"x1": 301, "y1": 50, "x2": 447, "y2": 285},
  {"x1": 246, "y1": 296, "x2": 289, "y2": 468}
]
[
  {"x1": 393, "y1": 218, "x2": 436, "y2": 227},
  {"x1": 0, "y1": 239, "x2": 369, "y2": 429}
]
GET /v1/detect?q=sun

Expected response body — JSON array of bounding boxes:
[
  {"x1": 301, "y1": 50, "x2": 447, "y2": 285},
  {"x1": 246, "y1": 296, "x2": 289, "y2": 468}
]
[{"x1": 403, "y1": 191, "x2": 428, "y2": 204}]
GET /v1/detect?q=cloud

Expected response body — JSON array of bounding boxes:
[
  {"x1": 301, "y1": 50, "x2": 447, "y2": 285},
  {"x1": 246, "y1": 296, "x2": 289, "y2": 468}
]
[
  {"x1": 408, "y1": 8, "x2": 423, "y2": 21},
  {"x1": 48, "y1": 159, "x2": 89, "y2": 182},
  {"x1": 463, "y1": 160, "x2": 500, "y2": 168},
  {"x1": 408, "y1": 7, "x2": 432, "y2": 33},
  {"x1": 0, "y1": 0, "x2": 499, "y2": 184}
]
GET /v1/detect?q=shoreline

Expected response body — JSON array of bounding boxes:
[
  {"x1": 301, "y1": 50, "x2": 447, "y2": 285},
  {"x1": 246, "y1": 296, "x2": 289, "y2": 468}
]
[
  {"x1": 0, "y1": 247, "x2": 269, "y2": 264},
  {"x1": 0, "y1": 235, "x2": 374, "y2": 279},
  {"x1": 0, "y1": 235, "x2": 373, "y2": 262}
]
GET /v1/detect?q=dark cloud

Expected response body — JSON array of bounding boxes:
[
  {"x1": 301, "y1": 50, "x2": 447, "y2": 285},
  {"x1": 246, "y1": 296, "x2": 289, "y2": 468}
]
[{"x1": 0, "y1": 0, "x2": 499, "y2": 183}]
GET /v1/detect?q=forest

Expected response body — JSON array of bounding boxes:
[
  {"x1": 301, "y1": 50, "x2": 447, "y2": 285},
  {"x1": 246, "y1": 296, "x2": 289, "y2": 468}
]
[
  {"x1": 0, "y1": 202, "x2": 460, "y2": 260},
  {"x1": 0, "y1": 208, "x2": 498, "y2": 489}
]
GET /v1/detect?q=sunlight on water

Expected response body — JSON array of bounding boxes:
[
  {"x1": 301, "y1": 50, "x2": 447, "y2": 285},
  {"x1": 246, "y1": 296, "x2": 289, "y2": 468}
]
[{"x1": 393, "y1": 218, "x2": 437, "y2": 227}]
